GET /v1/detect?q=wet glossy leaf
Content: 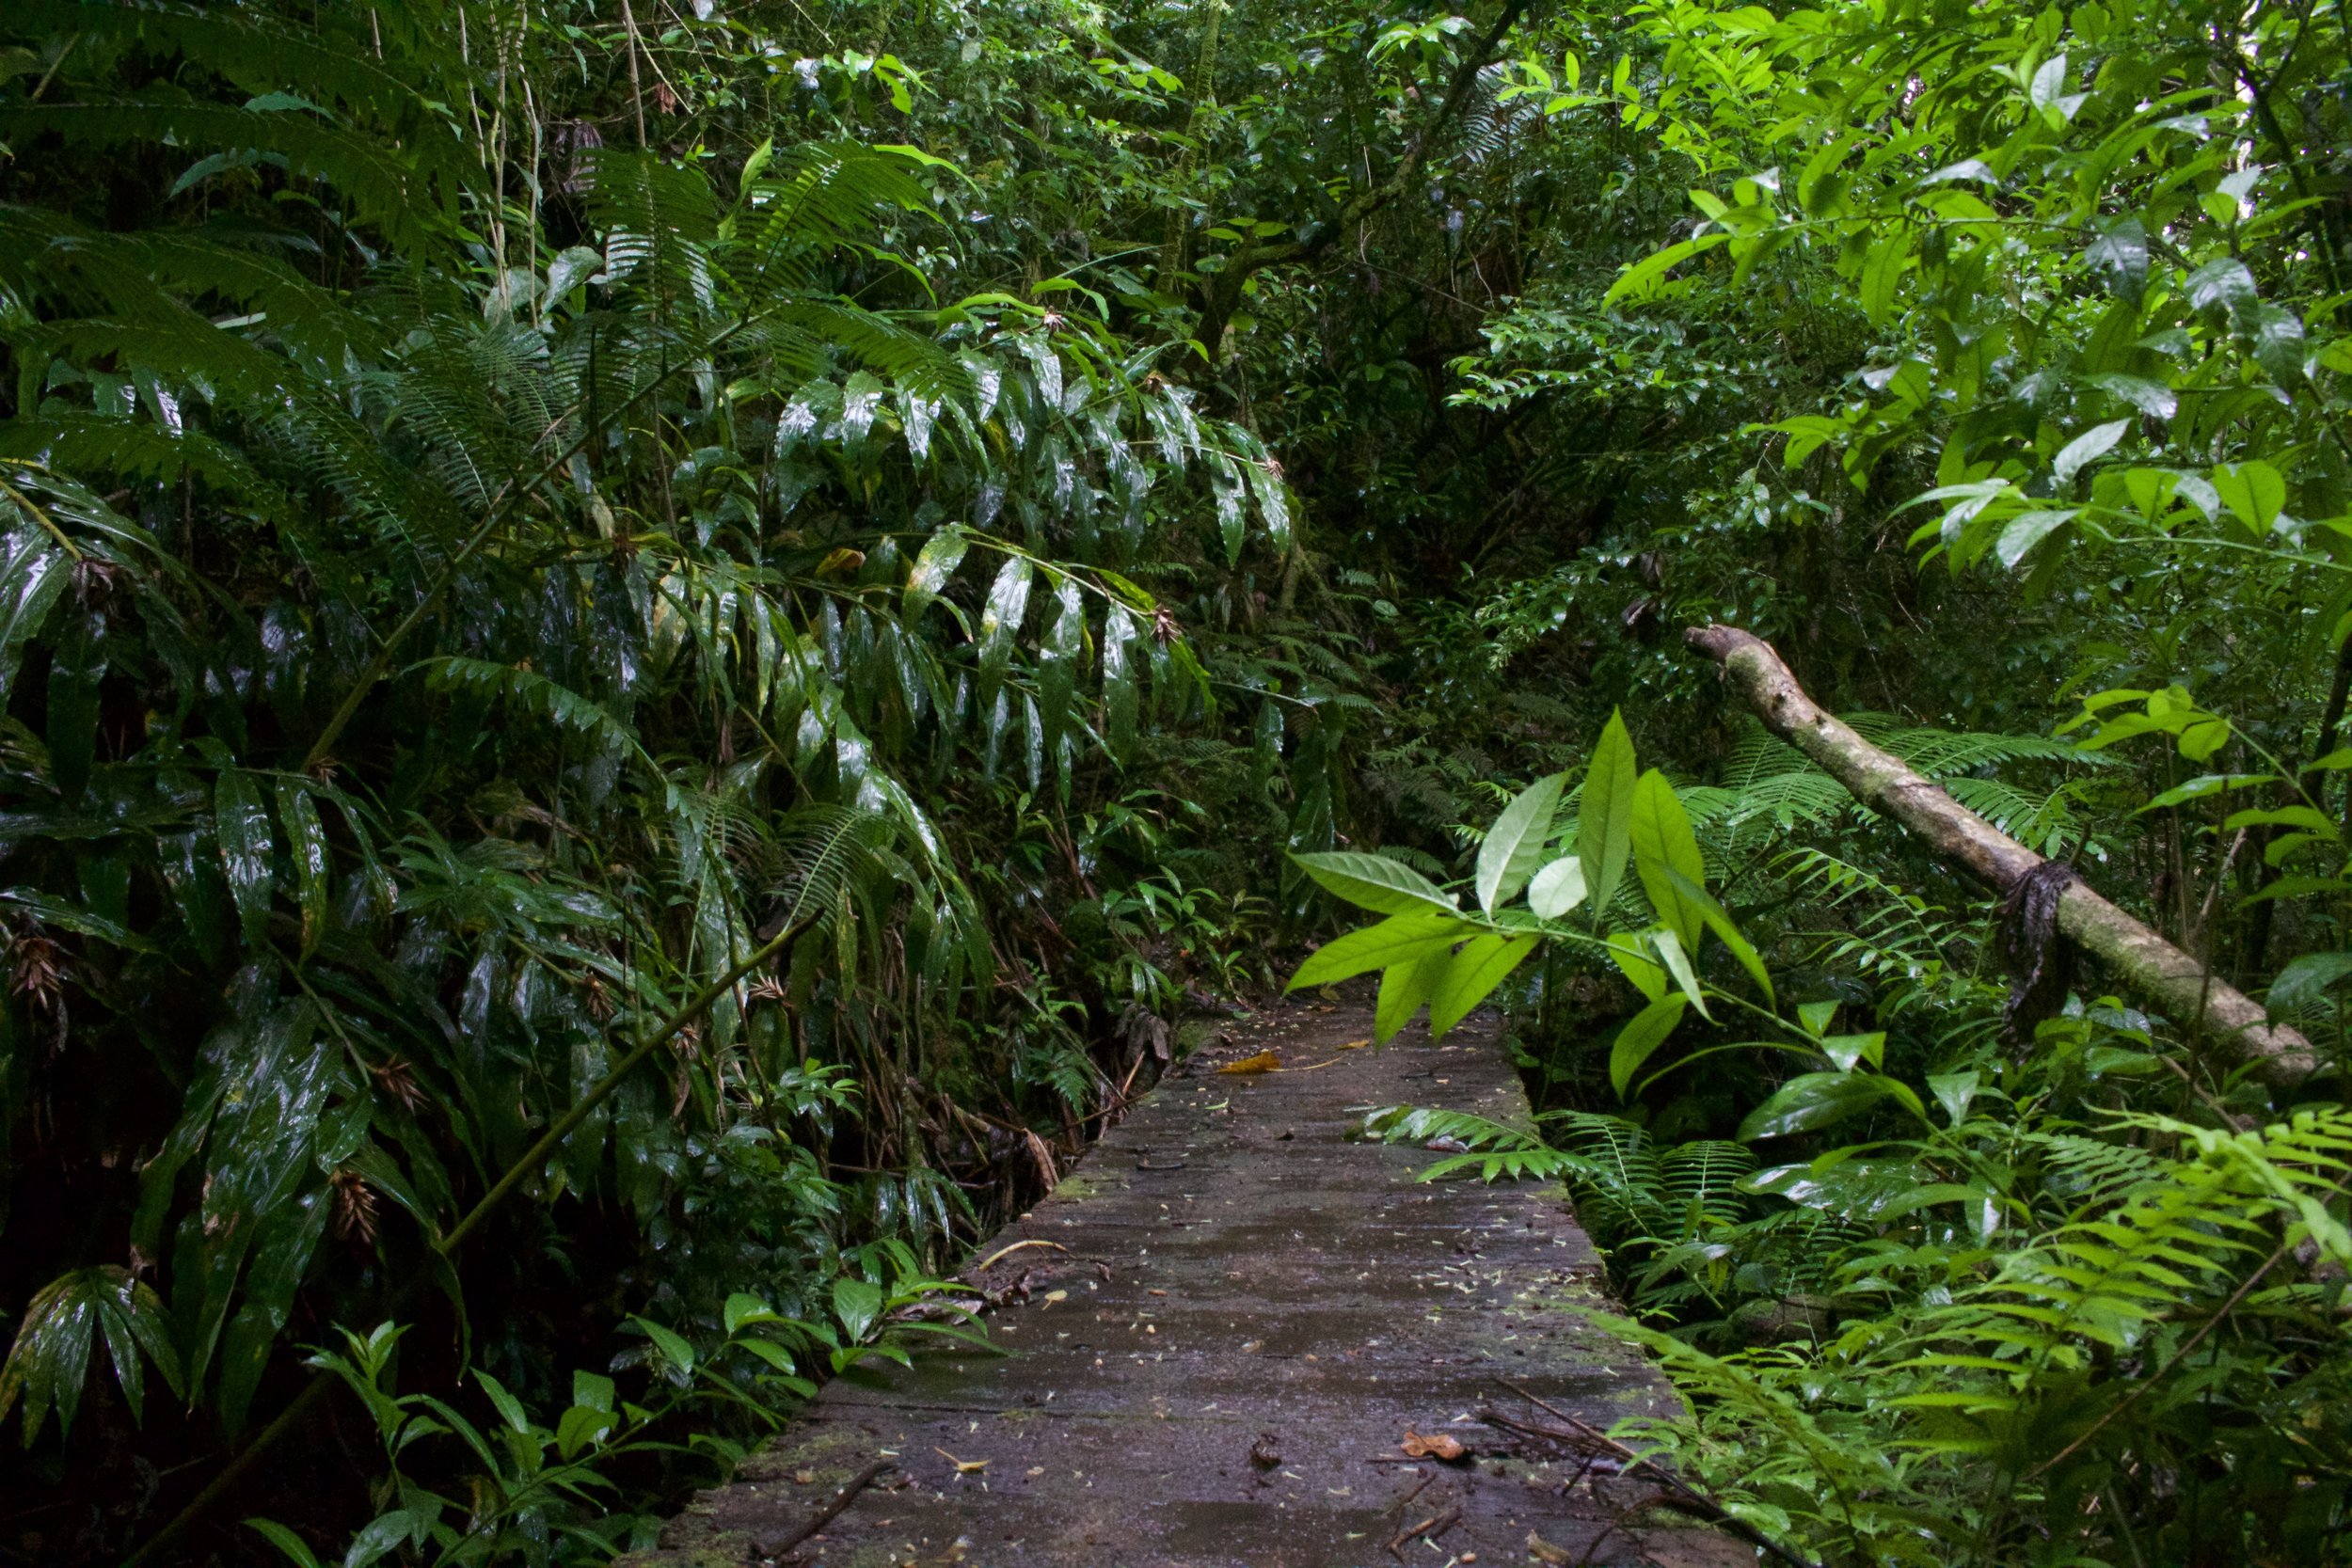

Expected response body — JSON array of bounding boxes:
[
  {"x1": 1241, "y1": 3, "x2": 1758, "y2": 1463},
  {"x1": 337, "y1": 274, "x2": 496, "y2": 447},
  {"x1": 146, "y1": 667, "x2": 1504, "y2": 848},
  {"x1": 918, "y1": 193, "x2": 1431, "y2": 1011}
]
[
  {"x1": 975, "y1": 555, "x2": 1032, "y2": 700},
  {"x1": 275, "y1": 782, "x2": 329, "y2": 958},
  {"x1": 1291, "y1": 851, "x2": 1456, "y2": 915},
  {"x1": 905, "y1": 529, "x2": 967, "y2": 613},
  {"x1": 833, "y1": 1275, "x2": 884, "y2": 1342},
  {"x1": 1738, "y1": 1071, "x2": 1902, "y2": 1140},
  {"x1": 1609, "y1": 995, "x2": 1688, "y2": 1100},
  {"x1": 1476, "y1": 773, "x2": 1565, "y2": 913},
  {"x1": 1102, "y1": 605, "x2": 1137, "y2": 755},
  {"x1": 215, "y1": 770, "x2": 275, "y2": 944},
  {"x1": 0, "y1": 522, "x2": 67, "y2": 705}
]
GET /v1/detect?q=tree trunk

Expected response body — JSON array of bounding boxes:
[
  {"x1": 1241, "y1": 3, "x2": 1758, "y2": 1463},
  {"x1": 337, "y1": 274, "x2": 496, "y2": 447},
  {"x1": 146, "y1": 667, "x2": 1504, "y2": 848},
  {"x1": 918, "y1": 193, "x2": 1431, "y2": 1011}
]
[{"x1": 1685, "y1": 624, "x2": 2318, "y2": 1087}]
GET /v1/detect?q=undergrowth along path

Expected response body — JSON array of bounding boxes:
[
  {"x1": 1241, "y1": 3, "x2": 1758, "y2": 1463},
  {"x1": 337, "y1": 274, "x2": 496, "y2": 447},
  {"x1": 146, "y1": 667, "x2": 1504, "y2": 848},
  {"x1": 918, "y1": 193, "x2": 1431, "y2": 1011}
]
[{"x1": 625, "y1": 1005, "x2": 1743, "y2": 1568}]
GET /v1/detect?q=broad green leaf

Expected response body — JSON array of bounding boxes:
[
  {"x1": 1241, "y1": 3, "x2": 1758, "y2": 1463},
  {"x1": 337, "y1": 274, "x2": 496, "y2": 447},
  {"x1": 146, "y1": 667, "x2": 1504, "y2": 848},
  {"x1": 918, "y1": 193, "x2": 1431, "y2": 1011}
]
[
  {"x1": 2225, "y1": 804, "x2": 2337, "y2": 837},
  {"x1": 2052, "y1": 420, "x2": 2128, "y2": 487},
  {"x1": 2177, "y1": 715, "x2": 2231, "y2": 763},
  {"x1": 1738, "y1": 1071, "x2": 1902, "y2": 1140},
  {"x1": 215, "y1": 1185, "x2": 331, "y2": 1432},
  {"x1": 1629, "y1": 770, "x2": 1705, "y2": 950},
  {"x1": 1820, "y1": 1032, "x2": 1885, "y2": 1071},
  {"x1": 1289, "y1": 908, "x2": 1473, "y2": 990},
  {"x1": 473, "y1": 1370, "x2": 531, "y2": 1434},
  {"x1": 2271, "y1": 952, "x2": 2352, "y2": 1011},
  {"x1": 1102, "y1": 606, "x2": 1137, "y2": 756},
  {"x1": 1037, "y1": 578, "x2": 1085, "y2": 776},
  {"x1": 1994, "y1": 509, "x2": 2075, "y2": 568},
  {"x1": 1427, "y1": 933, "x2": 1540, "y2": 1038},
  {"x1": 0, "y1": 525, "x2": 68, "y2": 705},
  {"x1": 1662, "y1": 868, "x2": 1773, "y2": 1006},
  {"x1": 2212, "y1": 460, "x2": 2285, "y2": 536},
  {"x1": 1604, "y1": 231, "x2": 1729, "y2": 305},
  {"x1": 1375, "y1": 945, "x2": 1451, "y2": 1042},
  {"x1": 2085, "y1": 215, "x2": 2148, "y2": 304},
  {"x1": 1648, "y1": 927, "x2": 1712, "y2": 1021},
  {"x1": 1476, "y1": 772, "x2": 1565, "y2": 912},
  {"x1": 1579, "y1": 711, "x2": 1637, "y2": 922},
  {"x1": 215, "y1": 770, "x2": 275, "y2": 945},
  {"x1": 1291, "y1": 851, "x2": 1457, "y2": 915},
  {"x1": 2184, "y1": 257, "x2": 2259, "y2": 315},
  {"x1": 833, "y1": 1276, "x2": 884, "y2": 1342},
  {"x1": 1859, "y1": 233, "x2": 1905, "y2": 325},
  {"x1": 2136, "y1": 773, "x2": 2270, "y2": 813},
  {"x1": 245, "y1": 1520, "x2": 327, "y2": 1568},
  {"x1": 975, "y1": 555, "x2": 1032, "y2": 699},
  {"x1": 1928, "y1": 1070, "x2": 1981, "y2": 1127},
  {"x1": 572, "y1": 1370, "x2": 614, "y2": 1413},
  {"x1": 1609, "y1": 995, "x2": 1688, "y2": 1100},
  {"x1": 1606, "y1": 931, "x2": 1667, "y2": 1003},
  {"x1": 1527, "y1": 856, "x2": 1587, "y2": 920},
  {"x1": 904, "y1": 530, "x2": 967, "y2": 613},
  {"x1": 632, "y1": 1315, "x2": 698, "y2": 1374},
  {"x1": 275, "y1": 783, "x2": 329, "y2": 958}
]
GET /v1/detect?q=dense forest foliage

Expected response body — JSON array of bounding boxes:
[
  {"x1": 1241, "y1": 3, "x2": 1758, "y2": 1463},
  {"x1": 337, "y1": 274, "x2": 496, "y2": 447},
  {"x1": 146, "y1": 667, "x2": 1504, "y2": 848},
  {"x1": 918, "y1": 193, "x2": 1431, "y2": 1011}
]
[{"x1": 0, "y1": 0, "x2": 2346, "y2": 1564}]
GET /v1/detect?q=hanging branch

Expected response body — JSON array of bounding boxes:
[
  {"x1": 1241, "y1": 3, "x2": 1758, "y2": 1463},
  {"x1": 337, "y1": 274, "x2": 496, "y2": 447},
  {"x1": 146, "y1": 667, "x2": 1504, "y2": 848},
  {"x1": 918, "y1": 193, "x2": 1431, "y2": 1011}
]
[{"x1": 1685, "y1": 624, "x2": 2318, "y2": 1087}]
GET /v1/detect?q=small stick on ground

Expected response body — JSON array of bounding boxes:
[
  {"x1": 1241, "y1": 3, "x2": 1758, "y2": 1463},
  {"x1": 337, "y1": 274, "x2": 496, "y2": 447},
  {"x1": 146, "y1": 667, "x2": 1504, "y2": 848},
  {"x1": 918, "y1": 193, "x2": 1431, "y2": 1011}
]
[
  {"x1": 1492, "y1": 1383, "x2": 1823, "y2": 1568},
  {"x1": 757, "y1": 1459, "x2": 892, "y2": 1560},
  {"x1": 1386, "y1": 1472, "x2": 1435, "y2": 1518},
  {"x1": 972, "y1": 1239, "x2": 1069, "y2": 1273},
  {"x1": 1387, "y1": 1505, "x2": 1460, "y2": 1559}
]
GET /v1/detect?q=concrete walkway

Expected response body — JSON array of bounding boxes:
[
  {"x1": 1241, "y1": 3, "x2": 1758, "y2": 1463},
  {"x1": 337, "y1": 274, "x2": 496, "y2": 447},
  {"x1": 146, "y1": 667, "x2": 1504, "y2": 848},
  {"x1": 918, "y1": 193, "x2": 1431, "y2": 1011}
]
[{"x1": 628, "y1": 1005, "x2": 1745, "y2": 1568}]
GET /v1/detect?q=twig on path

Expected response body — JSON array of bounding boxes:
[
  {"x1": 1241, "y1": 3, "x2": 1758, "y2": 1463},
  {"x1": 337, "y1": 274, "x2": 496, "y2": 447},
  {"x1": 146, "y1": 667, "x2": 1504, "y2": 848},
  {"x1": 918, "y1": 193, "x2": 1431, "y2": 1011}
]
[
  {"x1": 1387, "y1": 1505, "x2": 1461, "y2": 1560},
  {"x1": 972, "y1": 1238, "x2": 1069, "y2": 1273},
  {"x1": 1490, "y1": 1382, "x2": 1825, "y2": 1568},
  {"x1": 1387, "y1": 1471, "x2": 1435, "y2": 1517},
  {"x1": 758, "y1": 1459, "x2": 893, "y2": 1560}
]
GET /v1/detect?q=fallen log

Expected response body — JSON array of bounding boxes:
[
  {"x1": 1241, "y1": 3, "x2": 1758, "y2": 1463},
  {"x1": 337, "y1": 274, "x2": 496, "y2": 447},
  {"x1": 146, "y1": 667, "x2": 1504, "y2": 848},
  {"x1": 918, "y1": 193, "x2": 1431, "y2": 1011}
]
[{"x1": 1685, "y1": 624, "x2": 2318, "y2": 1086}]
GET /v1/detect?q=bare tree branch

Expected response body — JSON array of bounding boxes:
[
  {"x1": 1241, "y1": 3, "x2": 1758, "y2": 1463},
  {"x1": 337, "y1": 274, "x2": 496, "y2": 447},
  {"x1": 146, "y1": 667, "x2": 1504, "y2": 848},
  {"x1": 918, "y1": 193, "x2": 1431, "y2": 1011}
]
[{"x1": 1686, "y1": 624, "x2": 2319, "y2": 1086}]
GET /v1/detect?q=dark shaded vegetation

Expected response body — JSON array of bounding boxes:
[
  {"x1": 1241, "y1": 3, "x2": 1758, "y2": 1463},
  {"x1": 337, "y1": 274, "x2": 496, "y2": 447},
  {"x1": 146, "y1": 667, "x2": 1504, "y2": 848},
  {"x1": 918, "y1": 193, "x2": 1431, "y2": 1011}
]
[{"x1": 0, "y1": 2, "x2": 2346, "y2": 1565}]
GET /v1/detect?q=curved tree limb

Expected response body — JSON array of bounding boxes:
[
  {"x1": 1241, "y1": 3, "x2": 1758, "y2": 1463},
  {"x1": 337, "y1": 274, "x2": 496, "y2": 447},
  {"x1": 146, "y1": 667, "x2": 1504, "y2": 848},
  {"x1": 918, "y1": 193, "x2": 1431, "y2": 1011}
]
[{"x1": 1685, "y1": 624, "x2": 2319, "y2": 1086}]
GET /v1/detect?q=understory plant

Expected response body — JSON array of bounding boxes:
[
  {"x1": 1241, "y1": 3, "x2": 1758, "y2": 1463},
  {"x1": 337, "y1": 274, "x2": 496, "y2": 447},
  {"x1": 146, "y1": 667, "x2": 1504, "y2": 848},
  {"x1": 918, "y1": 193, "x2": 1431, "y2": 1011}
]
[{"x1": 1317, "y1": 716, "x2": 2352, "y2": 1566}]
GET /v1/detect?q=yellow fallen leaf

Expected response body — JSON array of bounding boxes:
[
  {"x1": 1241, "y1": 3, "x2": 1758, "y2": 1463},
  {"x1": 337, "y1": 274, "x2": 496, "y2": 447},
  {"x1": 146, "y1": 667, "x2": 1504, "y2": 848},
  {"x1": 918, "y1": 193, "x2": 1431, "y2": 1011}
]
[
  {"x1": 1338, "y1": 1037, "x2": 1371, "y2": 1050},
  {"x1": 1526, "y1": 1532, "x2": 1573, "y2": 1564},
  {"x1": 1216, "y1": 1050, "x2": 1281, "y2": 1074},
  {"x1": 933, "y1": 1447, "x2": 988, "y2": 1474}
]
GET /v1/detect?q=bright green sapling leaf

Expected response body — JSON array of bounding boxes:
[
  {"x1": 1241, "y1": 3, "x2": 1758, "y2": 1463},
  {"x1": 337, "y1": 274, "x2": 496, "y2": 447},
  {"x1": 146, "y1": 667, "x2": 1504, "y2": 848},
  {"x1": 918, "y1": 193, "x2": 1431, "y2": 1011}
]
[{"x1": 1476, "y1": 772, "x2": 1565, "y2": 913}]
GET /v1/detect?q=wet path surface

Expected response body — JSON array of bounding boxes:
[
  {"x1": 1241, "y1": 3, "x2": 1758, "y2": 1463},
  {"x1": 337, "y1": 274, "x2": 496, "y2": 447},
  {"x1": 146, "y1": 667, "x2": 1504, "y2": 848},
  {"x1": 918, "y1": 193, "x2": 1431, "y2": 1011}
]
[{"x1": 627, "y1": 1006, "x2": 1743, "y2": 1568}]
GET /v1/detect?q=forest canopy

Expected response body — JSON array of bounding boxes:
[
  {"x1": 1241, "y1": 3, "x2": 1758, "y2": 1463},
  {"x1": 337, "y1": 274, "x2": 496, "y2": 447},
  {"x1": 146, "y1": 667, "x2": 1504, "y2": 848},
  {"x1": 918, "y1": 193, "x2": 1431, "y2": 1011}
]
[{"x1": 0, "y1": 1, "x2": 2347, "y2": 1565}]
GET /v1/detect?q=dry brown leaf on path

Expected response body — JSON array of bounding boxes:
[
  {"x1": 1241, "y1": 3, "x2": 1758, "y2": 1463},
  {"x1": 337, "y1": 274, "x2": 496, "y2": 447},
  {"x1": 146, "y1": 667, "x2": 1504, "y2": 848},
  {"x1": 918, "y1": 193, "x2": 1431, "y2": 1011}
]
[
  {"x1": 1399, "y1": 1428, "x2": 1465, "y2": 1461},
  {"x1": 1525, "y1": 1531, "x2": 1573, "y2": 1564},
  {"x1": 1338, "y1": 1037, "x2": 1371, "y2": 1050},
  {"x1": 1216, "y1": 1051, "x2": 1281, "y2": 1074}
]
